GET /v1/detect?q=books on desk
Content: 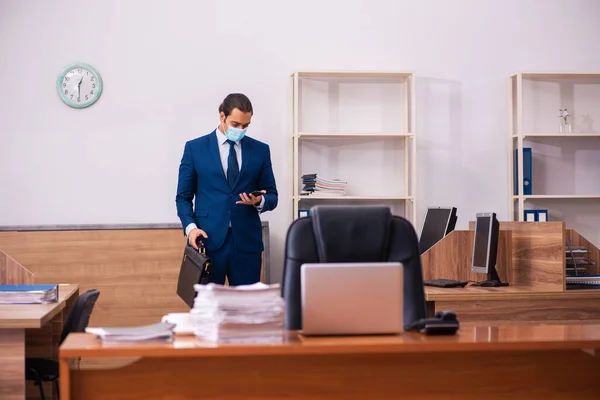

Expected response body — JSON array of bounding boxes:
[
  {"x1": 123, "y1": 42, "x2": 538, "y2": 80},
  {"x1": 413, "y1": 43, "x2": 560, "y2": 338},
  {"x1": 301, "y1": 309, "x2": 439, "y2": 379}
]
[
  {"x1": 86, "y1": 322, "x2": 176, "y2": 343},
  {"x1": 190, "y1": 282, "x2": 285, "y2": 343},
  {"x1": 0, "y1": 284, "x2": 59, "y2": 304}
]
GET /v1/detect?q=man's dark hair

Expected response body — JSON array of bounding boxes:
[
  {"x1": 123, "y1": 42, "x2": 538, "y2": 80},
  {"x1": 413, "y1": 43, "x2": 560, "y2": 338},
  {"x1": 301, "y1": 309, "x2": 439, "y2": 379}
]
[{"x1": 219, "y1": 93, "x2": 253, "y2": 117}]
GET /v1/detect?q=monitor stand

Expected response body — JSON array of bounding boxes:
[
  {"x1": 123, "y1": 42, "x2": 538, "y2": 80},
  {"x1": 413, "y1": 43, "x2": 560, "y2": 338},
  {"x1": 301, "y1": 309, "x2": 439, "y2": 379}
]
[{"x1": 472, "y1": 267, "x2": 509, "y2": 287}]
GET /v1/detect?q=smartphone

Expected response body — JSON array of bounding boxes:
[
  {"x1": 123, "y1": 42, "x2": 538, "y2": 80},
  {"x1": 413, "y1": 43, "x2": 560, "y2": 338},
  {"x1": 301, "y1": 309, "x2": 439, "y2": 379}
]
[{"x1": 250, "y1": 190, "x2": 264, "y2": 197}]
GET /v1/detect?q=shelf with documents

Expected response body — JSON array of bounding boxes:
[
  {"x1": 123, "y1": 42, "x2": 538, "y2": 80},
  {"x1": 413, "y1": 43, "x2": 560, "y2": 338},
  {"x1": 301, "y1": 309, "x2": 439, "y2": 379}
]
[
  {"x1": 292, "y1": 195, "x2": 413, "y2": 201},
  {"x1": 508, "y1": 72, "x2": 600, "y2": 246},
  {"x1": 296, "y1": 132, "x2": 414, "y2": 139},
  {"x1": 290, "y1": 70, "x2": 416, "y2": 223}
]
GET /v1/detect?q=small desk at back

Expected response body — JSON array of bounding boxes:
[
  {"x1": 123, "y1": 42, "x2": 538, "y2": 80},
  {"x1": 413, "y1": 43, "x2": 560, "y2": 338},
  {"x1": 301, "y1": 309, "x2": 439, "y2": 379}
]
[
  {"x1": 422, "y1": 222, "x2": 600, "y2": 325},
  {"x1": 426, "y1": 285, "x2": 600, "y2": 325},
  {"x1": 0, "y1": 284, "x2": 79, "y2": 400}
]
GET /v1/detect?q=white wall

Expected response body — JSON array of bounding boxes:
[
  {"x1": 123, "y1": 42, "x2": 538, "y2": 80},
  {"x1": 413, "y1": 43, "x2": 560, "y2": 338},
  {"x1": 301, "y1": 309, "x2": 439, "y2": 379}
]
[{"x1": 1, "y1": 0, "x2": 600, "y2": 283}]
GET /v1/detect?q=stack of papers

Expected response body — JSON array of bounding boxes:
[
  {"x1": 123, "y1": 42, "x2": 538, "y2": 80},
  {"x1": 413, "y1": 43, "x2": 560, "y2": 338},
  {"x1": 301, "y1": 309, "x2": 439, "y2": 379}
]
[
  {"x1": 300, "y1": 173, "x2": 347, "y2": 196},
  {"x1": 0, "y1": 284, "x2": 59, "y2": 304},
  {"x1": 86, "y1": 322, "x2": 176, "y2": 343},
  {"x1": 190, "y1": 282, "x2": 285, "y2": 343},
  {"x1": 161, "y1": 312, "x2": 194, "y2": 334}
]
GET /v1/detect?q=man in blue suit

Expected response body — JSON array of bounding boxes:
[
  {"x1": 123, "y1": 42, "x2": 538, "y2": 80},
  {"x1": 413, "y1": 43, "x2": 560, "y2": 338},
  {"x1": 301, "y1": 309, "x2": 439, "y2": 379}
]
[{"x1": 176, "y1": 93, "x2": 278, "y2": 285}]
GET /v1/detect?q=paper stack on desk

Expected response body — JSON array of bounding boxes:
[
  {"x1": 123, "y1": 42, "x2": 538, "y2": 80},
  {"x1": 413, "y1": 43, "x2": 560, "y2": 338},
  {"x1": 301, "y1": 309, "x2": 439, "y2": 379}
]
[
  {"x1": 86, "y1": 322, "x2": 176, "y2": 343},
  {"x1": 190, "y1": 282, "x2": 285, "y2": 343}
]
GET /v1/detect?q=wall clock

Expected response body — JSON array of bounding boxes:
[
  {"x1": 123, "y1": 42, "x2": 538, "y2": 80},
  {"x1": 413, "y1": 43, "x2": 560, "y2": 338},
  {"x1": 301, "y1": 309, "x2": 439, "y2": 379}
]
[{"x1": 56, "y1": 63, "x2": 103, "y2": 108}]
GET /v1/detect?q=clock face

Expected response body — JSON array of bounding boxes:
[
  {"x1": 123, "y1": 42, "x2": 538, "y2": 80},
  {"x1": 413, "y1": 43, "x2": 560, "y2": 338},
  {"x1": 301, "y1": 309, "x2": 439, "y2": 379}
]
[{"x1": 56, "y1": 63, "x2": 102, "y2": 108}]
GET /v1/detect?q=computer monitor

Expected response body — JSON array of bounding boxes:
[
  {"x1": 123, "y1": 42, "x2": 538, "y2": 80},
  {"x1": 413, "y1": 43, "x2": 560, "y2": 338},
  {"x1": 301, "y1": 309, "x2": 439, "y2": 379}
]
[
  {"x1": 419, "y1": 206, "x2": 457, "y2": 255},
  {"x1": 471, "y1": 212, "x2": 508, "y2": 287}
]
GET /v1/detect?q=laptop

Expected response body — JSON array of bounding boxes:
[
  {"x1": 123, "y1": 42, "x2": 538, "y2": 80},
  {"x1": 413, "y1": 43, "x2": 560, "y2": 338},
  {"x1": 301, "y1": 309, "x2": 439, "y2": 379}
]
[{"x1": 300, "y1": 262, "x2": 403, "y2": 336}]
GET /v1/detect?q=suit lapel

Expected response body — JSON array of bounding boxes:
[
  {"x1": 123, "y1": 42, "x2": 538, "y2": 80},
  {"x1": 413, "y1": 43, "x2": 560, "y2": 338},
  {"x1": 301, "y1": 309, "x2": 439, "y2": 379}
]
[{"x1": 207, "y1": 130, "x2": 228, "y2": 184}]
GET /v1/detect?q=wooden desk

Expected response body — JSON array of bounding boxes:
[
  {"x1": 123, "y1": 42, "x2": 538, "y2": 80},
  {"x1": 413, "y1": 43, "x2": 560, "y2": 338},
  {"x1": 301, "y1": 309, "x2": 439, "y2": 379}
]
[
  {"x1": 425, "y1": 285, "x2": 600, "y2": 325},
  {"x1": 421, "y1": 223, "x2": 600, "y2": 326},
  {"x1": 0, "y1": 284, "x2": 79, "y2": 400},
  {"x1": 60, "y1": 325, "x2": 600, "y2": 400}
]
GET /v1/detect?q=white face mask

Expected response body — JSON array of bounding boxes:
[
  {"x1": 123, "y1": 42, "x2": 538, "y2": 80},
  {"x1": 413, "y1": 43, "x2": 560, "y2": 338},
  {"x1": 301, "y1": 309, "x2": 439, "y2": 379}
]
[
  {"x1": 226, "y1": 125, "x2": 247, "y2": 142},
  {"x1": 223, "y1": 119, "x2": 247, "y2": 142}
]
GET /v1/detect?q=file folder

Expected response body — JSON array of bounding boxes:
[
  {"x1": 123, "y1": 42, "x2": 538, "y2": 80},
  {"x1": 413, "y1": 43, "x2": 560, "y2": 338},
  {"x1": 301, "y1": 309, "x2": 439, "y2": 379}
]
[
  {"x1": 524, "y1": 210, "x2": 537, "y2": 222},
  {"x1": 514, "y1": 148, "x2": 532, "y2": 195},
  {"x1": 0, "y1": 284, "x2": 59, "y2": 304},
  {"x1": 524, "y1": 209, "x2": 549, "y2": 222},
  {"x1": 298, "y1": 209, "x2": 310, "y2": 218},
  {"x1": 537, "y1": 209, "x2": 548, "y2": 222}
]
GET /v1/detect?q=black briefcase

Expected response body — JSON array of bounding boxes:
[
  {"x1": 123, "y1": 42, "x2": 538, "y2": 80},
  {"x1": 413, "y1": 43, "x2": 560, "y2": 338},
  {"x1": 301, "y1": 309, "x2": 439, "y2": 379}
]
[{"x1": 176, "y1": 244, "x2": 212, "y2": 308}]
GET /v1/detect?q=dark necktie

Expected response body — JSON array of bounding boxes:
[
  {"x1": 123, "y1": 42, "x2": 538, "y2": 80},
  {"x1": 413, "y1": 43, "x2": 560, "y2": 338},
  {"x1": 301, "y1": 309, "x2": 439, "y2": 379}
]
[{"x1": 226, "y1": 140, "x2": 239, "y2": 188}]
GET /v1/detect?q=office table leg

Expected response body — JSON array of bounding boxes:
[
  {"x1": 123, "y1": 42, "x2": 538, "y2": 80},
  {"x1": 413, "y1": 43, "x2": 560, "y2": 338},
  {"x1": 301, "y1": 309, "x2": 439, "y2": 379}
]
[
  {"x1": 0, "y1": 328, "x2": 25, "y2": 400},
  {"x1": 59, "y1": 358, "x2": 71, "y2": 400}
]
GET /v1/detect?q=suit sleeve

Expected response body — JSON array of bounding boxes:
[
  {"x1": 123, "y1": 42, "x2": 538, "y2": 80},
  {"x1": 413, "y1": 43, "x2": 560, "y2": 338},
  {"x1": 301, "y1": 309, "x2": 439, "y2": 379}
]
[
  {"x1": 176, "y1": 141, "x2": 197, "y2": 233},
  {"x1": 257, "y1": 144, "x2": 278, "y2": 213}
]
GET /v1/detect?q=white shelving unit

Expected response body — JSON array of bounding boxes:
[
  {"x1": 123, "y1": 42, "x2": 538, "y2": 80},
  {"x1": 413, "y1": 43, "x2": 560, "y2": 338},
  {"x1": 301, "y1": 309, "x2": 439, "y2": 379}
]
[
  {"x1": 290, "y1": 70, "x2": 416, "y2": 223},
  {"x1": 509, "y1": 72, "x2": 600, "y2": 224}
]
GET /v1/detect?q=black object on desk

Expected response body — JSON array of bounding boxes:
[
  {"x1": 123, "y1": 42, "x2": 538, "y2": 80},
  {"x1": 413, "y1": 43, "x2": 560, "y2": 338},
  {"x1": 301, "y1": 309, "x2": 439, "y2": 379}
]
[
  {"x1": 405, "y1": 311, "x2": 459, "y2": 335},
  {"x1": 424, "y1": 279, "x2": 469, "y2": 288},
  {"x1": 471, "y1": 279, "x2": 509, "y2": 287},
  {"x1": 471, "y1": 212, "x2": 510, "y2": 287}
]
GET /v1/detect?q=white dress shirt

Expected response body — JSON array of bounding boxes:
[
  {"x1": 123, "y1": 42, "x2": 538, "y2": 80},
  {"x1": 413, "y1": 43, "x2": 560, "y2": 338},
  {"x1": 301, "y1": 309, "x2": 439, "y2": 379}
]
[{"x1": 185, "y1": 127, "x2": 265, "y2": 236}]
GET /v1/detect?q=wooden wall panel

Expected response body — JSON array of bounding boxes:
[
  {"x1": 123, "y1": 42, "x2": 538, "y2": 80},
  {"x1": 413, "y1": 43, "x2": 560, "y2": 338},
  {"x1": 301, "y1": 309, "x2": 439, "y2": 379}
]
[
  {"x1": 0, "y1": 228, "x2": 269, "y2": 329},
  {"x1": 0, "y1": 230, "x2": 189, "y2": 328},
  {"x1": 421, "y1": 230, "x2": 512, "y2": 283},
  {"x1": 468, "y1": 221, "x2": 565, "y2": 290},
  {"x1": 0, "y1": 249, "x2": 34, "y2": 284}
]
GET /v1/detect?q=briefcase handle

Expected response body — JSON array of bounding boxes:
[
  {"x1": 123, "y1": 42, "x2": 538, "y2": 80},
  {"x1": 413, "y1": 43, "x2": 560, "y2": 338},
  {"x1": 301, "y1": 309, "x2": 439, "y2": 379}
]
[{"x1": 195, "y1": 237, "x2": 207, "y2": 256}]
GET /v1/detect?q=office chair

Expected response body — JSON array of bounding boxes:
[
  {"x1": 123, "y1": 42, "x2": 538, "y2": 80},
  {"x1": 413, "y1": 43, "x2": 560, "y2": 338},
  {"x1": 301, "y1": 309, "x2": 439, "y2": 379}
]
[
  {"x1": 282, "y1": 205, "x2": 428, "y2": 330},
  {"x1": 26, "y1": 289, "x2": 100, "y2": 400}
]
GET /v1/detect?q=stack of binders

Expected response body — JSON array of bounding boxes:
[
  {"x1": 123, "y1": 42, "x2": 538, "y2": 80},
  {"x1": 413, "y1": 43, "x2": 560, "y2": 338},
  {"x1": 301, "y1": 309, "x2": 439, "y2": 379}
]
[{"x1": 0, "y1": 284, "x2": 59, "y2": 304}]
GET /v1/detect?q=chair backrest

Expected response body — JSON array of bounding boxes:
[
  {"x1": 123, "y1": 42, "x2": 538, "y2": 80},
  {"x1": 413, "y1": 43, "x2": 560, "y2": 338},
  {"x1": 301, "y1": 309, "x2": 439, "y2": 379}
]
[
  {"x1": 59, "y1": 289, "x2": 100, "y2": 345},
  {"x1": 281, "y1": 205, "x2": 427, "y2": 330}
]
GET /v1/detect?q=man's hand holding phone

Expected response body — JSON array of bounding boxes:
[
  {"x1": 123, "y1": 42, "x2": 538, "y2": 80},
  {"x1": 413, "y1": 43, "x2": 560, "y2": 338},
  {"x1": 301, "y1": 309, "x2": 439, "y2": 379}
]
[{"x1": 236, "y1": 190, "x2": 266, "y2": 206}]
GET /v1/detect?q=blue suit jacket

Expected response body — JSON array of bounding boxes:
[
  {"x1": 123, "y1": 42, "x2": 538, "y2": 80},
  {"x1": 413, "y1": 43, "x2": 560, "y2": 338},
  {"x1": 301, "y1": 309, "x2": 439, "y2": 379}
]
[{"x1": 176, "y1": 130, "x2": 278, "y2": 253}]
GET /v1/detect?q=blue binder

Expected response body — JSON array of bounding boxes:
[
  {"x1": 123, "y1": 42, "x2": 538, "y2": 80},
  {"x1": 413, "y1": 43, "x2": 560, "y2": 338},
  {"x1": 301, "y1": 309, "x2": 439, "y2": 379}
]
[
  {"x1": 0, "y1": 284, "x2": 59, "y2": 304},
  {"x1": 514, "y1": 148, "x2": 532, "y2": 195},
  {"x1": 536, "y1": 209, "x2": 548, "y2": 222},
  {"x1": 524, "y1": 209, "x2": 549, "y2": 222},
  {"x1": 298, "y1": 209, "x2": 311, "y2": 218},
  {"x1": 524, "y1": 210, "x2": 537, "y2": 221},
  {"x1": 0, "y1": 284, "x2": 58, "y2": 292}
]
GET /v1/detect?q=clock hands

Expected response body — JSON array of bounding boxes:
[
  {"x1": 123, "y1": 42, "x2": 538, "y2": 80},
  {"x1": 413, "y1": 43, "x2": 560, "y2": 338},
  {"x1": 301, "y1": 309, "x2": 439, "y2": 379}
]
[{"x1": 77, "y1": 76, "x2": 83, "y2": 100}]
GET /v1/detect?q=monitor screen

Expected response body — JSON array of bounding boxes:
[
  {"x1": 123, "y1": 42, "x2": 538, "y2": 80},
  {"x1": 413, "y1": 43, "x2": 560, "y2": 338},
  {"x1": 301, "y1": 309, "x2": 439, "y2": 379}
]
[
  {"x1": 473, "y1": 215, "x2": 491, "y2": 270},
  {"x1": 419, "y1": 207, "x2": 453, "y2": 254}
]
